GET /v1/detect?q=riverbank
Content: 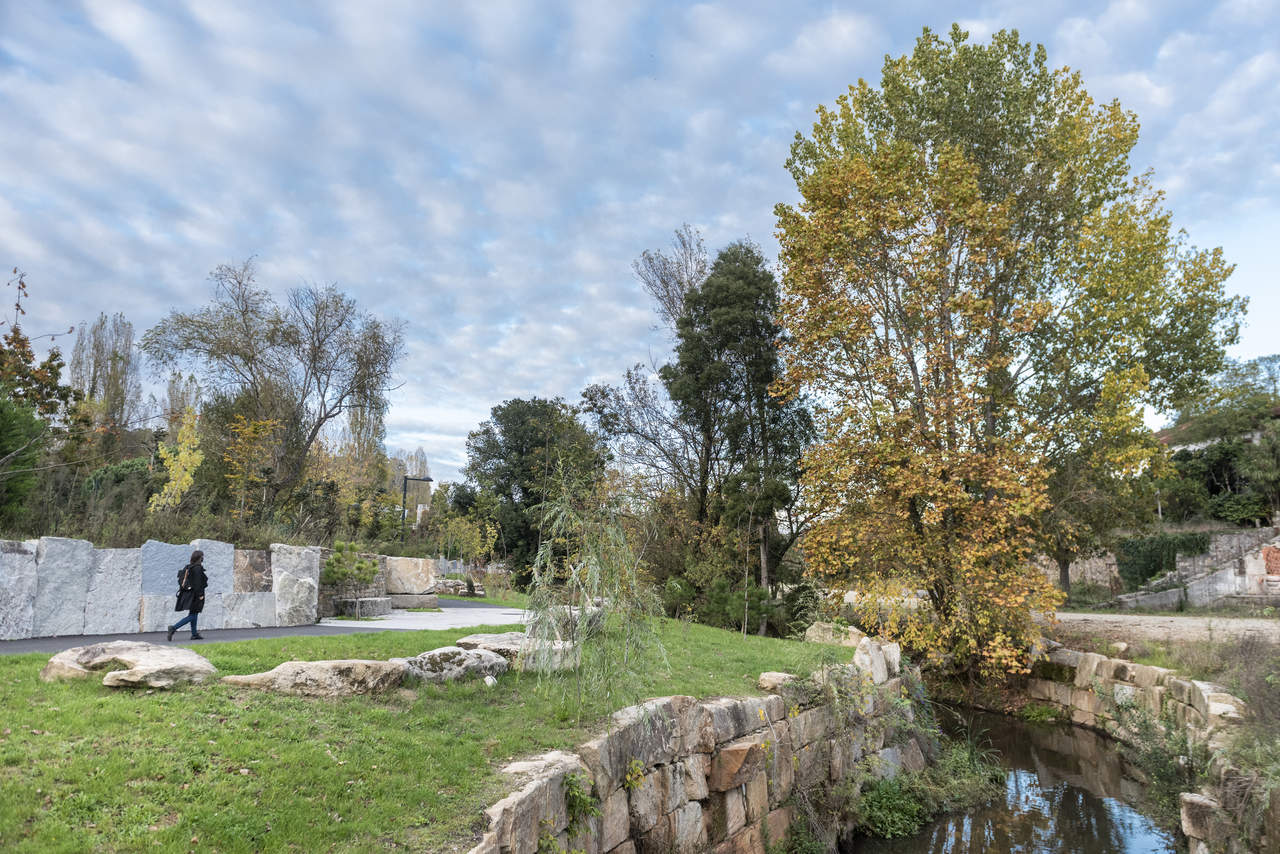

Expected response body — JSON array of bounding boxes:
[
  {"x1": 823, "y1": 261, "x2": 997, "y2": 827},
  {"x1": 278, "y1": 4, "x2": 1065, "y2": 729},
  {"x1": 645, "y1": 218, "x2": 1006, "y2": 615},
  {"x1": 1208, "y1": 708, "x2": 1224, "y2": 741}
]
[{"x1": 0, "y1": 620, "x2": 833, "y2": 852}]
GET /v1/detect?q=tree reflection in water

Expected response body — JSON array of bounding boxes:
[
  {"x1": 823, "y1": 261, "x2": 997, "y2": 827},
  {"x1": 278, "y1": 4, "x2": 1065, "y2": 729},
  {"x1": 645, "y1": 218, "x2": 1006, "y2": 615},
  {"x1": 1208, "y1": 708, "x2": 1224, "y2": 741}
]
[{"x1": 849, "y1": 714, "x2": 1181, "y2": 853}]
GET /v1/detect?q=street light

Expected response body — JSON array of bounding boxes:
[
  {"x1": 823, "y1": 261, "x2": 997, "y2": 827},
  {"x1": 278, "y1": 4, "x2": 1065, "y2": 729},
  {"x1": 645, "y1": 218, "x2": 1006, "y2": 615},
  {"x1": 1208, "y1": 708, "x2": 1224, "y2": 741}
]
[{"x1": 401, "y1": 475, "x2": 434, "y2": 542}]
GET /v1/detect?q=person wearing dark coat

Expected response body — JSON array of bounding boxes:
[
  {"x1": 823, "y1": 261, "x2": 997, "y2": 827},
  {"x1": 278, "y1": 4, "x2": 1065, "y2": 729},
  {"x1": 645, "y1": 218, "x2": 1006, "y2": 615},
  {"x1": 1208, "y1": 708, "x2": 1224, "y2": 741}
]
[{"x1": 168, "y1": 550, "x2": 208, "y2": 641}]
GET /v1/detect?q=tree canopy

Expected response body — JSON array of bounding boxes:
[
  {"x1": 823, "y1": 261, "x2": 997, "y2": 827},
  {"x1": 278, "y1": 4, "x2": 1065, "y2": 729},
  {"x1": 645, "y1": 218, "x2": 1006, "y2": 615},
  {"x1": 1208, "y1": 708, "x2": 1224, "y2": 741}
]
[{"x1": 775, "y1": 26, "x2": 1242, "y2": 673}]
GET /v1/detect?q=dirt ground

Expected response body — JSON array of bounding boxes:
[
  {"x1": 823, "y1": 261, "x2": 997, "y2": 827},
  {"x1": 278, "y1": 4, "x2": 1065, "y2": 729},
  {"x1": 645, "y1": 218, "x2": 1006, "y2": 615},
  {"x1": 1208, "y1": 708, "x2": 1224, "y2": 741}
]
[{"x1": 1047, "y1": 611, "x2": 1280, "y2": 643}]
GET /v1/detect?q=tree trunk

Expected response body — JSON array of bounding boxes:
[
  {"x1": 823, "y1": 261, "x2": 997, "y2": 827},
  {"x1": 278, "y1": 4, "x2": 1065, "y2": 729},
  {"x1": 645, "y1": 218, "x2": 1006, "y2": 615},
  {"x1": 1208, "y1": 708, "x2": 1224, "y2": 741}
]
[
  {"x1": 757, "y1": 521, "x2": 769, "y2": 636},
  {"x1": 1057, "y1": 555, "x2": 1072, "y2": 596}
]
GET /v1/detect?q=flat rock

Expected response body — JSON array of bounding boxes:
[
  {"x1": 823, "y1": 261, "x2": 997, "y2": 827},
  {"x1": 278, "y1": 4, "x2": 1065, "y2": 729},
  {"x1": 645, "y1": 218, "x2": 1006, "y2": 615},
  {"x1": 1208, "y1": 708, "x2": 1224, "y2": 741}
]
[
  {"x1": 758, "y1": 672, "x2": 797, "y2": 693},
  {"x1": 34, "y1": 537, "x2": 93, "y2": 637},
  {"x1": 396, "y1": 646, "x2": 509, "y2": 684},
  {"x1": 83, "y1": 548, "x2": 142, "y2": 635},
  {"x1": 222, "y1": 659, "x2": 408, "y2": 697},
  {"x1": 40, "y1": 640, "x2": 216, "y2": 688},
  {"x1": 456, "y1": 631, "x2": 528, "y2": 660},
  {"x1": 804, "y1": 621, "x2": 866, "y2": 647},
  {"x1": 0, "y1": 540, "x2": 38, "y2": 640},
  {"x1": 233, "y1": 549, "x2": 272, "y2": 592},
  {"x1": 387, "y1": 593, "x2": 438, "y2": 609}
]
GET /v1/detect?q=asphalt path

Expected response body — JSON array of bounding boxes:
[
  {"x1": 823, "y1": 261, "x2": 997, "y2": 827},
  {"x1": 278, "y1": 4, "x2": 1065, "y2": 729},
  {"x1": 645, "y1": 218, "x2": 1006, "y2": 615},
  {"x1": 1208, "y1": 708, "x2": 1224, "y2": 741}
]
[{"x1": 0, "y1": 598, "x2": 527, "y2": 656}]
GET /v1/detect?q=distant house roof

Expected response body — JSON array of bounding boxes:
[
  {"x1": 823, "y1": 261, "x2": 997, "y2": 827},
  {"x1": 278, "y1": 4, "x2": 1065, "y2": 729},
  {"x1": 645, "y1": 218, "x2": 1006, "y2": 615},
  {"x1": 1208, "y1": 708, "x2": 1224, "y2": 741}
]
[{"x1": 1156, "y1": 405, "x2": 1280, "y2": 451}]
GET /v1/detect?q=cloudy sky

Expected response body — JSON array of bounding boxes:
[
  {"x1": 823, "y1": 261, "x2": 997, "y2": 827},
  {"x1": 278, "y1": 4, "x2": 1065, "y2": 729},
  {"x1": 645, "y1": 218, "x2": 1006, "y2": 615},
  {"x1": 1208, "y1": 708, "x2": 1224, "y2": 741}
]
[{"x1": 2, "y1": 1, "x2": 1277, "y2": 482}]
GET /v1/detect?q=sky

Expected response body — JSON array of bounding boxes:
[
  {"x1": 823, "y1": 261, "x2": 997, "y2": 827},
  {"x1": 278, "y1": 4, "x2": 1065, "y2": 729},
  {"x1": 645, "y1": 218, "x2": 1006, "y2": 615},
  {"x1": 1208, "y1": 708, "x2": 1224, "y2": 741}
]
[{"x1": 2, "y1": 0, "x2": 1277, "y2": 483}]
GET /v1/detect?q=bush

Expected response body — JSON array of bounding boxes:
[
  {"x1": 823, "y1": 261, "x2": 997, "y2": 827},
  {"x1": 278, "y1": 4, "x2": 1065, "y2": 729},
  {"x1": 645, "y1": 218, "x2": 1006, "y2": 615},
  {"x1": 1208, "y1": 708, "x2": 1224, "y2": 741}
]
[{"x1": 858, "y1": 778, "x2": 926, "y2": 838}]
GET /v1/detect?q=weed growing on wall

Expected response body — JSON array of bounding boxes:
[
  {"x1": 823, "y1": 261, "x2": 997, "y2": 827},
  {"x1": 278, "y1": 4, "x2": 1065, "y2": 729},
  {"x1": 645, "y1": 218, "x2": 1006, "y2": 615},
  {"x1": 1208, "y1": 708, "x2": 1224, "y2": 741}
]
[{"x1": 1110, "y1": 692, "x2": 1208, "y2": 828}]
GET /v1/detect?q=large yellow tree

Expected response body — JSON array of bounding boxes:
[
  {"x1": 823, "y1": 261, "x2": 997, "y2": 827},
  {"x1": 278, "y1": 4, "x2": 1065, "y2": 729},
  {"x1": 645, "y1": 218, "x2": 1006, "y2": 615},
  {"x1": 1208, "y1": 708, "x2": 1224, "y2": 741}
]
[{"x1": 775, "y1": 27, "x2": 1242, "y2": 675}]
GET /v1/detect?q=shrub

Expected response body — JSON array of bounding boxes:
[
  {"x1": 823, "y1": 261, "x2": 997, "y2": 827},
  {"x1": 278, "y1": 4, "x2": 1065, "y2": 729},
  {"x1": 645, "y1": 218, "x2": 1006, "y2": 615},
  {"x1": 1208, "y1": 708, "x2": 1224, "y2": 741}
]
[{"x1": 859, "y1": 778, "x2": 926, "y2": 838}]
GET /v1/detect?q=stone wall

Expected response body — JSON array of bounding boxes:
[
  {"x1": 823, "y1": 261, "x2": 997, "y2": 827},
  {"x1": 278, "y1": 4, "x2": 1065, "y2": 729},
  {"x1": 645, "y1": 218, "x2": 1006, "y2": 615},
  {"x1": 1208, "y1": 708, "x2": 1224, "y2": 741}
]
[
  {"x1": 468, "y1": 641, "x2": 928, "y2": 854},
  {"x1": 0, "y1": 537, "x2": 322, "y2": 640},
  {"x1": 1026, "y1": 646, "x2": 1277, "y2": 853}
]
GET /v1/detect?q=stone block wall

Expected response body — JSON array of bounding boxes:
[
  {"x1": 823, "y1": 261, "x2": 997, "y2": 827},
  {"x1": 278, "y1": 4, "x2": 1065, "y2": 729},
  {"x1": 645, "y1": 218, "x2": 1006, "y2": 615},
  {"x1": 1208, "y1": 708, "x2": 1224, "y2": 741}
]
[
  {"x1": 0, "y1": 537, "x2": 324, "y2": 640},
  {"x1": 468, "y1": 651, "x2": 927, "y2": 853},
  {"x1": 1027, "y1": 646, "x2": 1276, "y2": 853}
]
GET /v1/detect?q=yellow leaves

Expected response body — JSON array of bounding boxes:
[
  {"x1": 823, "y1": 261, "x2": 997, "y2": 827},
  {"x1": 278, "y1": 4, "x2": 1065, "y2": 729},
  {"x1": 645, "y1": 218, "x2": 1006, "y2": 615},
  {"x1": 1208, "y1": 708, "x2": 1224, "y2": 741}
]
[
  {"x1": 224, "y1": 415, "x2": 281, "y2": 519},
  {"x1": 148, "y1": 407, "x2": 203, "y2": 513}
]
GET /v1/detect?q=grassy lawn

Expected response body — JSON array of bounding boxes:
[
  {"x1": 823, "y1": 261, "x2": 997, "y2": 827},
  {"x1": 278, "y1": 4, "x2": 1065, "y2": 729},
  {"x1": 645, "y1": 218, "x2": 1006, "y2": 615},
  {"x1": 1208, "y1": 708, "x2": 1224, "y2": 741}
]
[
  {"x1": 0, "y1": 620, "x2": 830, "y2": 853},
  {"x1": 438, "y1": 591, "x2": 530, "y2": 608}
]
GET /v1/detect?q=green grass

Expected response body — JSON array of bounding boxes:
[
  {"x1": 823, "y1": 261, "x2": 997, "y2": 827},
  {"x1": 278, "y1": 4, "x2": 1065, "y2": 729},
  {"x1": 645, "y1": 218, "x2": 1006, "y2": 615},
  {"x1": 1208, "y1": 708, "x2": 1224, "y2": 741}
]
[
  {"x1": 0, "y1": 620, "x2": 830, "y2": 852},
  {"x1": 406, "y1": 607, "x2": 443, "y2": 613},
  {"x1": 438, "y1": 591, "x2": 529, "y2": 608}
]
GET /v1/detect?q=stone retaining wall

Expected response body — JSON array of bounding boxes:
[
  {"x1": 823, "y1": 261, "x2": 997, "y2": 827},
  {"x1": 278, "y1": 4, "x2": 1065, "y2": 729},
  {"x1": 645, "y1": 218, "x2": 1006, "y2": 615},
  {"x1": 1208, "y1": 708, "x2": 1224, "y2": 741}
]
[
  {"x1": 0, "y1": 537, "x2": 323, "y2": 640},
  {"x1": 468, "y1": 643, "x2": 928, "y2": 854},
  {"x1": 1027, "y1": 646, "x2": 1277, "y2": 853}
]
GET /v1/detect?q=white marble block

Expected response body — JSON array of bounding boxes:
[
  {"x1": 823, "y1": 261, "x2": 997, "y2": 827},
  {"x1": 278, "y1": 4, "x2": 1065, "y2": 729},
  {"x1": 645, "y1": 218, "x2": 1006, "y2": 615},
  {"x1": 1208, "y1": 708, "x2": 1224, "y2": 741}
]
[
  {"x1": 139, "y1": 595, "x2": 177, "y2": 632},
  {"x1": 189, "y1": 539, "x2": 234, "y2": 593},
  {"x1": 84, "y1": 548, "x2": 142, "y2": 635},
  {"x1": 140, "y1": 540, "x2": 195, "y2": 595},
  {"x1": 33, "y1": 537, "x2": 93, "y2": 637},
  {"x1": 385, "y1": 556, "x2": 436, "y2": 594},
  {"x1": 223, "y1": 593, "x2": 277, "y2": 628},
  {"x1": 0, "y1": 540, "x2": 38, "y2": 640},
  {"x1": 271, "y1": 544, "x2": 320, "y2": 626}
]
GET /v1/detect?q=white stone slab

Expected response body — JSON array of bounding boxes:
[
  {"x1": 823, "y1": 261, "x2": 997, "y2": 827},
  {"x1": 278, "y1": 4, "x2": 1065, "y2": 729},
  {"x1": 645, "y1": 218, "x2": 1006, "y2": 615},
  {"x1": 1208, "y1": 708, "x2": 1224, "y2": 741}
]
[
  {"x1": 33, "y1": 537, "x2": 92, "y2": 637},
  {"x1": 385, "y1": 556, "x2": 436, "y2": 594},
  {"x1": 271, "y1": 544, "x2": 319, "y2": 626},
  {"x1": 140, "y1": 594, "x2": 177, "y2": 632},
  {"x1": 83, "y1": 548, "x2": 142, "y2": 635},
  {"x1": 140, "y1": 540, "x2": 195, "y2": 595},
  {"x1": 189, "y1": 539, "x2": 233, "y2": 593},
  {"x1": 0, "y1": 540, "x2": 38, "y2": 640},
  {"x1": 223, "y1": 592, "x2": 276, "y2": 628}
]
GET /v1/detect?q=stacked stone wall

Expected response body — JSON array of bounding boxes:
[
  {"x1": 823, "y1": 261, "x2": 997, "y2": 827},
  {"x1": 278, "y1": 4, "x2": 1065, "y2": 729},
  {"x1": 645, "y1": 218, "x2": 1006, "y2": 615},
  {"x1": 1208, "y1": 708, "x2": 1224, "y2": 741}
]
[
  {"x1": 468, "y1": 644, "x2": 927, "y2": 854},
  {"x1": 1027, "y1": 646, "x2": 1277, "y2": 853}
]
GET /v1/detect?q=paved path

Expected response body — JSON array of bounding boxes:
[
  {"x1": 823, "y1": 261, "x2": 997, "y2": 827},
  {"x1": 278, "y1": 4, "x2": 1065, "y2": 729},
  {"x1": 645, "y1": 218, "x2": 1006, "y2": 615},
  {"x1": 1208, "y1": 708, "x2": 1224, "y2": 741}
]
[
  {"x1": 1051, "y1": 611, "x2": 1280, "y2": 642},
  {"x1": 0, "y1": 599, "x2": 527, "y2": 656}
]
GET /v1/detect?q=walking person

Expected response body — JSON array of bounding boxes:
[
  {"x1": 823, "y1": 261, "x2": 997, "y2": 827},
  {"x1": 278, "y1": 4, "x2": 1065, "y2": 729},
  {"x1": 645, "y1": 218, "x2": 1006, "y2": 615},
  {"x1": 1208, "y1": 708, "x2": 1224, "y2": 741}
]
[{"x1": 167, "y1": 550, "x2": 208, "y2": 641}]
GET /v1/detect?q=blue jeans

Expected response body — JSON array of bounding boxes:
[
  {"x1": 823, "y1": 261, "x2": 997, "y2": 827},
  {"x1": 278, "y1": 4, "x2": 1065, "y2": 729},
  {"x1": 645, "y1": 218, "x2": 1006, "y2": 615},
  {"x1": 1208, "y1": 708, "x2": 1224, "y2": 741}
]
[{"x1": 172, "y1": 612, "x2": 199, "y2": 637}]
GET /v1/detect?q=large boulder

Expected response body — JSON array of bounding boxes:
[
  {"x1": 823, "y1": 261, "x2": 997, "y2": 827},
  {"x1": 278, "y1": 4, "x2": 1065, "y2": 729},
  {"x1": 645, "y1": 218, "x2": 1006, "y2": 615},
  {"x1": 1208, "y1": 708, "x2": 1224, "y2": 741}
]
[
  {"x1": 33, "y1": 537, "x2": 94, "y2": 637},
  {"x1": 83, "y1": 548, "x2": 142, "y2": 635},
  {"x1": 222, "y1": 659, "x2": 408, "y2": 697},
  {"x1": 40, "y1": 640, "x2": 217, "y2": 688},
  {"x1": 384, "y1": 556, "x2": 436, "y2": 594},
  {"x1": 455, "y1": 631, "x2": 578, "y2": 672},
  {"x1": 0, "y1": 540, "x2": 38, "y2": 640},
  {"x1": 804, "y1": 621, "x2": 867, "y2": 648},
  {"x1": 396, "y1": 646, "x2": 509, "y2": 684},
  {"x1": 271, "y1": 544, "x2": 320, "y2": 626},
  {"x1": 853, "y1": 637, "x2": 890, "y2": 685}
]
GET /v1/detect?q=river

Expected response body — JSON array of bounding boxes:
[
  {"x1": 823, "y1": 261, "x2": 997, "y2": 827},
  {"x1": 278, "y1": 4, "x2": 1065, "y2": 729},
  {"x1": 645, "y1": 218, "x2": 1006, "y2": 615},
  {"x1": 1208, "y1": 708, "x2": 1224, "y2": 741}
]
[{"x1": 846, "y1": 713, "x2": 1182, "y2": 853}]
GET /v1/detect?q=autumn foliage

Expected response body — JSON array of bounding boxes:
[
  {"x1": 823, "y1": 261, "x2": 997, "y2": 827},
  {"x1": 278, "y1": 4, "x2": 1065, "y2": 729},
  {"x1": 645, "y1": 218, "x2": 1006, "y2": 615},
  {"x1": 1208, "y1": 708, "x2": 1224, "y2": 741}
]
[{"x1": 774, "y1": 27, "x2": 1240, "y2": 675}]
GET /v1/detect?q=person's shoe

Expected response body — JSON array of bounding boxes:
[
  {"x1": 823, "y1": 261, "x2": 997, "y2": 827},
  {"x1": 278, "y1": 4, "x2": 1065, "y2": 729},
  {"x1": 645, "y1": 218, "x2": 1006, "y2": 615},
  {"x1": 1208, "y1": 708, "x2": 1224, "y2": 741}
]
[
  {"x1": 166, "y1": 626, "x2": 175, "y2": 641},
  {"x1": 190, "y1": 633, "x2": 204, "y2": 640}
]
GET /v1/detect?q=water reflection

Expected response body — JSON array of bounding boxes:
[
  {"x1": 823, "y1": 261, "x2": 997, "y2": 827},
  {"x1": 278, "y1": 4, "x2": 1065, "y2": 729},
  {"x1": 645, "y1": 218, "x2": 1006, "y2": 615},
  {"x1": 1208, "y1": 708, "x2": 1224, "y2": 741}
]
[{"x1": 847, "y1": 714, "x2": 1181, "y2": 853}]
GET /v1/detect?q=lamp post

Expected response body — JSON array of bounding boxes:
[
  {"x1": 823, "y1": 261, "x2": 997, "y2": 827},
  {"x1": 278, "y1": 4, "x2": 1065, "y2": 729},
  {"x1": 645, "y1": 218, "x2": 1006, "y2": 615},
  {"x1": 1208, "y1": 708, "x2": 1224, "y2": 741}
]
[{"x1": 401, "y1": 475, "x2": 433, "y2": 542}]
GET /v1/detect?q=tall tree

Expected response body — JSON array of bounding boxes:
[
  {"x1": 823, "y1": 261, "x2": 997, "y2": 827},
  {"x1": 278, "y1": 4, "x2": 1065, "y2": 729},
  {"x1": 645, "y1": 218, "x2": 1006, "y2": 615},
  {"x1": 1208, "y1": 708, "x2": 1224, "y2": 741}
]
[
  {"x1": 775, "y1": 26, "x2": 1241, "y2": 673},
  {"x1": 631, "y1": 223, "x2": 708, "y2": 333},
  {"x1": 464, "y1": 397, "x2": 607, "y2": 581},
  {"x1": 69, "y1": 312, "x2": 142, "y2": 440},
  {"x1": 142, "y1": 259, "x2": 405, "y2": 499}
]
